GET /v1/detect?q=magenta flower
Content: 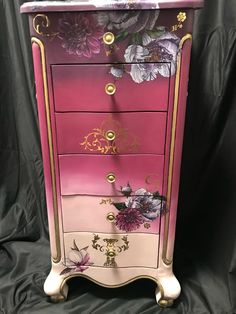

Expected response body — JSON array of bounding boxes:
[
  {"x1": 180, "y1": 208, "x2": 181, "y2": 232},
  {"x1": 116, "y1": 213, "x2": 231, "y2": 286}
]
[
  {"x1": 115, "y1": 208, "x2": 144, "y2": 232},
  {"x1": 60, "y1": 240, "x2": 93, "y2": 275},
  {"x1": 58, "y1": 14, "x2": 104, "y2": 58}
]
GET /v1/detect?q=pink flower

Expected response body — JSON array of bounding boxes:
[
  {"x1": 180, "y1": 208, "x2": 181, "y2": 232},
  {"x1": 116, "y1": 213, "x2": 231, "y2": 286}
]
[
  {"x1": 115, "y1": 208, "x2": 144, "y2": 232},
  {"x1": 58, "y1": 13, "x2": 104, "y2": 58}
]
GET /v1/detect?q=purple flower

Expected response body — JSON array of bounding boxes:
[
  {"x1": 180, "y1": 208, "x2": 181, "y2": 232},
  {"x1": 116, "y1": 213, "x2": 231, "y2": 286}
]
[
  {"x1": 127, "y1": 188, "x2": 164, "y2": 221},
  {"x1": 123, "y1": 32, "x2": 180, "y2": 83},
  {"x1": 97, "y1": 10, "x2": 159, "y2": 34},
  {"x1": 58, "y1": 14, "x2": 104, "y2": 58},
  {"x1": 66, "y1": 244, "x2": 93, "y2": 273},
  {"x1": 120, "y1": 183, "x2": 132, "y2": 197},
  {"x1": 115, "y1": 208, "x2": 144, "y2": 232}
]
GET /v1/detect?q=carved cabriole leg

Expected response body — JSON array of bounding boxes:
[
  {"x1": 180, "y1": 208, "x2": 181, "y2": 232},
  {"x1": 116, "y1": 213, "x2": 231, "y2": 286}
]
[
  {"x1": 44, "y1": 262, "x2": 68, "y2": 302},
  {"x1": 155, "y1": 266, "x2": 181, "y2": 307}
]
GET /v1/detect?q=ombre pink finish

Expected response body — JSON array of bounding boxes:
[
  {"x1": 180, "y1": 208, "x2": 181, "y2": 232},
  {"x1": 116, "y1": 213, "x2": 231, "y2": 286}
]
[
  {"x1": 55, "y1": 112, "x2": 167, "y2": 155},
  {"x1": 59, "y1": 154, "x2": 164, "y2": 196},
  {"x1": 22, "y1": 0, "x2": 204, "y2": 301},
  {"x1": 61, "y1": 195, "x2": 160, "y2": 233},
  {"x1": 52, "y1": 65, "x2": 169, "y2": 112}
]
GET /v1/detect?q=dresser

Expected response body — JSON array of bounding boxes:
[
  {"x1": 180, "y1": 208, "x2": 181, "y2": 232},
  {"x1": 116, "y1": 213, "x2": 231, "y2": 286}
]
[{"x1": 21, "y1": 0, "x2": 204, "y2": 306}]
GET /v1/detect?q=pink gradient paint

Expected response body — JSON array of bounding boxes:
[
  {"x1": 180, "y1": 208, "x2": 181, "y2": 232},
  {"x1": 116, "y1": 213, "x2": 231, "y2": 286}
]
[
  {"x1": 52, "y1": 65, "x2": 169, "y2": 112},
  {"x1": 55, "y1": 112, "x2": 167, "y2": 155}
]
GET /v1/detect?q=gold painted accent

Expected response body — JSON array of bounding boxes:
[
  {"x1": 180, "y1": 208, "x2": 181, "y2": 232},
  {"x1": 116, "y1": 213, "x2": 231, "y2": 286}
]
[
  {"x1": 105, "y1": 83, "x2": 116, "y2": 95},
  {"x1": 162, "y1": 34, "x2": 192, "y2": 265},
  {"x1": 171, "y1": 12, "x2": 187, "y2": 32},
  {"x1": 106, "y1": 212, "x2": 116, "y2": 223},
  {"x1": 92, "y1": 234, "x2": 129, "y2": 267},
  {"x1": 105, "y1": 130, "x2": 116, "y2": 141},
  {"x1": 103, "y1": 32, "x2": 115, "y2": 45},
  {"x1": 99, "y1": 198, "x2": 113, "y2": 205},
  {"x1": 106, "y1": 173, "x2": 116, "y2": 183},
  {"x1": 31, "y1": 37, "x2": 61, "y2": 263},
  {"x1": 80, "y1": 115, "x2": 139, "y2": 154},
  {"x1": 33, "y1": 14, "x2": 59, "y2": 39},
  {"x1": 158, "y1": 299, "x2": 174, "y2": 307}
]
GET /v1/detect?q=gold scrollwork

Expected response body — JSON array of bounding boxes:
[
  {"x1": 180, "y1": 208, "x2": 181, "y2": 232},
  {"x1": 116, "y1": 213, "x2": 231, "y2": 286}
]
[
  {"x1": 33, "y1": 14, "x2": 59, "y2": 39},
  {"x1": 99, "y1": 198, "x2": 113, "y2": 205},
  {"x1": 80, "y1": 116, "x2": 139, "y2": 154},
  {"x1": 92, "y1": 234, "x2": 129, "y2": 267},
  {"x1": 171, "y1": 12, "x2": 187, "y2": 32}
]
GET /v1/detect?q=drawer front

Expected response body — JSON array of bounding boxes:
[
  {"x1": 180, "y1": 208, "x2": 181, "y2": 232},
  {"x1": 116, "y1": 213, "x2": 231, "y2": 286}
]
[
  {"x1": 59, "y1": 154, "x2": 164, "y2": 196},
  {"x1": 52, "y1": 64, "x2": 170, "y2": 112},
  {"x1": 56, "y1": 112, "x2": 167, "y2": 155},
  {"x1": 63, "y1": 232, "x2": 159, "y2": 269},
  {"x1": 62, "y1": 195, "x2": 162, "y2": 234},
  {"x1": 30, "y1": 10, "x2": 190, "y2": 65}
]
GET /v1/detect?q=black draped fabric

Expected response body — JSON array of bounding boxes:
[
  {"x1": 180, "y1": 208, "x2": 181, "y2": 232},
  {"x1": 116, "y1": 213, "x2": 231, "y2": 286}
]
[{"x1": 0, "y1": 0, "x2": 235, "y2": 313}]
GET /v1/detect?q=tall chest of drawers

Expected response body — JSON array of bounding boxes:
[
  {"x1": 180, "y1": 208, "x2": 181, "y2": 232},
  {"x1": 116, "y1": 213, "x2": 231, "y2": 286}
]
[{"x1": 21, "y1": 0, "x2": 204, "y2": 306}]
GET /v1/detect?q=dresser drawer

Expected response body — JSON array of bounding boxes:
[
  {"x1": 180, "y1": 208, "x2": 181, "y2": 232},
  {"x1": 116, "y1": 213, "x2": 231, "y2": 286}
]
[
  {"x1": 52, "y1": 64, "x2": 170, "y2": 112},
  {"x1": 63, "y1": 232, "x2": 159, "y2": 269},
  {"x1": 59, "y1": 154, "x2": 164, "y2": 196},
  {"x1": 62, "y1": 195, "x2": 162, "y2": 234},
  {"x1": 56, "y1": 112, "x2": 167, "y2": 155}
]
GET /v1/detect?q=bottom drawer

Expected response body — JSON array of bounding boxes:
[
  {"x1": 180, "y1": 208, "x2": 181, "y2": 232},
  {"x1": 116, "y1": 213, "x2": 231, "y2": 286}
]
[
  {"x1": 62, "y1": 195, "x2": 162, "y2": 234},
  {"x1": 63, "y1": 232, "x2": 159, "y2": 269}
]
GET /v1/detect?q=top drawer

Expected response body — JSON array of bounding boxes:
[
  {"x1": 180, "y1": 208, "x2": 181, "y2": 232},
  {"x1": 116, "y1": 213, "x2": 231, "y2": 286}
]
[{"x1": 29, "y1": 10, "x2": 190, "y2": 65}]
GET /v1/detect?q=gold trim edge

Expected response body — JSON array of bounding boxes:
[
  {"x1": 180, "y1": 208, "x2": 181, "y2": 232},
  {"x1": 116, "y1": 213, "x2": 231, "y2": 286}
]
[
  {"x1": 31, "y1": 37, "x2": 61, "y2": 263},
  {"x1": 162, "y1": 34, "x2": 192, "y2": 265}
]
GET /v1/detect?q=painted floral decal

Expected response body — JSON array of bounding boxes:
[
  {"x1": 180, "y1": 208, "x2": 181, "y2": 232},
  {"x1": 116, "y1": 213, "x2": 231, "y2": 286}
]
[
  {"x1": 58, "y1": 14, "x2": 104, "y2": 57},
  {"x1": 33, "y1": 11, "x2": 186, "y2": 82},
  {"x1": 60, "y1": 240, "x2": 93, "y2": 275},
  {"x1": 112, "y1": 183, "x2": 166, "y2": 232}
]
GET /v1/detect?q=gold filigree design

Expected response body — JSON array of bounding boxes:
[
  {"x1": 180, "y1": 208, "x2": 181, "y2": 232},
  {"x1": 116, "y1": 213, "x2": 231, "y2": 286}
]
[
  {"x1": 99, "y1": 198, "x2": 113, "y2": 205},
  {"x1": 162, "y1": 34, "x2": 192, "y2": 265},
  {"x1": 31, "y1": 37, "x2": 61, "y2": 263},
  {"x1": 33, "y1": 14, "x2": 59, "y2": 39},
  {"x1": 80, "y1": 116, "x2": 139, "y2": 154},
  {"x1": 92, "y1": 234, "x2": 129, "y2": 267},
  {"x1": 171, "y1": 12, "x2": 187, "y2": 32}
]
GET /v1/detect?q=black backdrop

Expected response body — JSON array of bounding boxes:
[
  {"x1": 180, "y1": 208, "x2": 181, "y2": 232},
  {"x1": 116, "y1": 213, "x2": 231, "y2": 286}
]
[{"x1": 0, "y1": 0, "x2": 236, "y2": 313}]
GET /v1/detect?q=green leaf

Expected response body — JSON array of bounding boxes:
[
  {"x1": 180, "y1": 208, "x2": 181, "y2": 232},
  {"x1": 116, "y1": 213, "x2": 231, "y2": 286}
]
[
  {"x1": 131, "y1": 33, "x2": 143, "y2": 45},
  {"x1": 112, "y1": 202, "x2": 127, "y2": 211},
  {"x1": 146, "y1": 27, "x2": 166, "y2": 39},
  {"x1": 115, "y1": 31, "x2": 129, "y2": 42}
]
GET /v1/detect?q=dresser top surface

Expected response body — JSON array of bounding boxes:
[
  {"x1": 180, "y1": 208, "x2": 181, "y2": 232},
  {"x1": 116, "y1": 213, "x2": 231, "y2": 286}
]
[{"x1": 21, "y1": 0, "x2": 204, "y2": 13}]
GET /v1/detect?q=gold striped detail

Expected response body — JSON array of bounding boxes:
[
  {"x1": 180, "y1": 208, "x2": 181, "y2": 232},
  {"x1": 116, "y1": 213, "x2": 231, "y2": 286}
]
[
  {"x1": 31, "y1": 37, "x2": 61, "y2": 263},
  {"x1": 162, "y1": 34, "x2": 192, "y2": 265}
]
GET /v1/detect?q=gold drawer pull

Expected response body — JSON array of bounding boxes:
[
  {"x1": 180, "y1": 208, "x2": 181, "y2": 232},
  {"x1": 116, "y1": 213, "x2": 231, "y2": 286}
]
[
  {"x1": 103, "y1": 32, "x2": 115, "y2": 45},
  {"x1": 106, "y1": 173, "x2": 116, "y2": 183},
  {"x1": 105, "y1": 130, "x2": 116, "y2": 141},
  {"x1": 107, "y1": 249, "x2": 116, "y2": 258},
  {"x1": 106, "y1": 212, "x2": 115, "y2": 223},
  {"x1": 105, "y1": 83, "x2": 116, "y2": 95}
]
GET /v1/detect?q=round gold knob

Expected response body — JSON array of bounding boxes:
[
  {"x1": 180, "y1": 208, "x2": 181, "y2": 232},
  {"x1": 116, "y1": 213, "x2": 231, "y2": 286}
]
[
  {"x1": 106, "y1": 212, "x2": 115, "y2": 223},
  {"x1": 103, "y1": 32, "x2": 115, "y2": 45},
  {"x1": 107, "y1": 250, "x2": 116, "y2": 258},
  {"x1": 105, "y1": 83, "x2": 116, "y2": 95},
  {"x1": 105, "y1": 130, "x2": 116, "y2": 141},
  {"x1": 106, "y1": 173, "x2": 116, "y2": 183}
]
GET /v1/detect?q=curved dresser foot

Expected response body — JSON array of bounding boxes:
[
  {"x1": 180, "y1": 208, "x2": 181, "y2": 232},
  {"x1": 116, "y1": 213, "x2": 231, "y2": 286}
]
[
  {"x1": 155, "y1": 274, "x2": 181, "y2": 307},
  {"x1": 44, "y1": 267, "x2": 68, "y2": 302}
]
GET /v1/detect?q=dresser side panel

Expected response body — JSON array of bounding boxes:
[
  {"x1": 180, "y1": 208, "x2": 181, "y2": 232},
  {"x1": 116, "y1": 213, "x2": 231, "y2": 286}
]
[{"x1": 32, "y1": 42, "x2": 58, "y2": 259}]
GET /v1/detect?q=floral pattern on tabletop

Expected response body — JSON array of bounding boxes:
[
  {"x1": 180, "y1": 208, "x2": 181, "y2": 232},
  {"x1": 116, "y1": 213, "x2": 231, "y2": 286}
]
[
  {"x1": 112, "y1": 183, "x2": 166, "y2": 232},
  {"x1": 60, "y1": 240, "x2": 93, "y2": 275}
]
